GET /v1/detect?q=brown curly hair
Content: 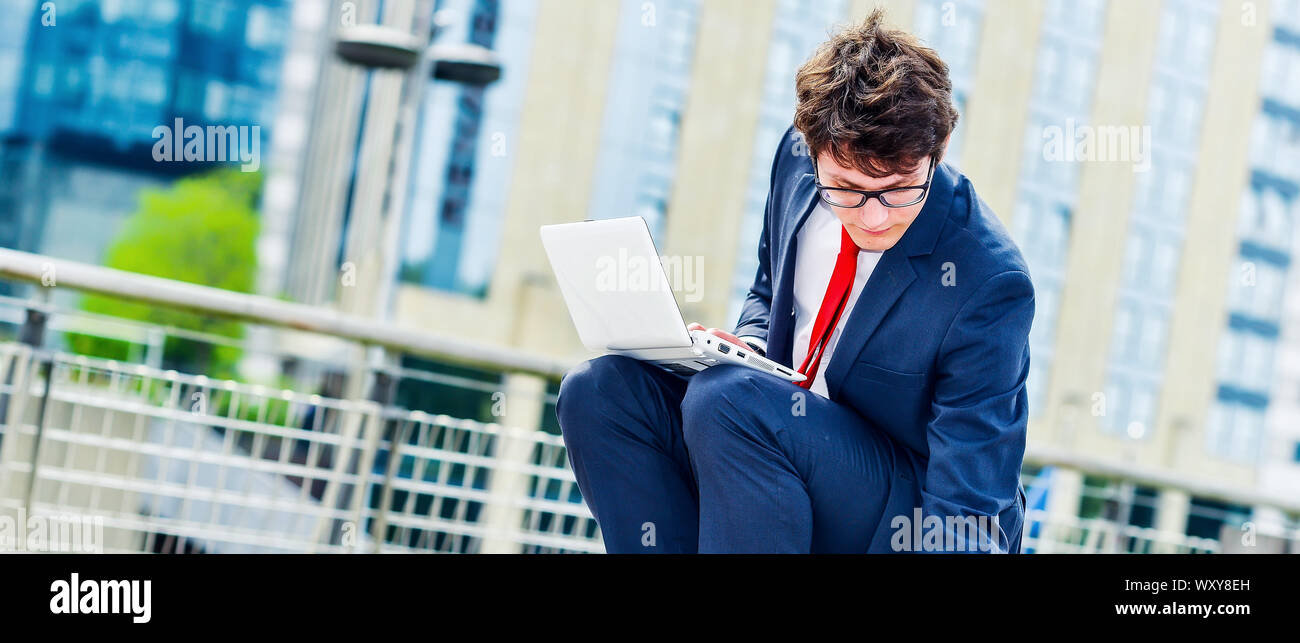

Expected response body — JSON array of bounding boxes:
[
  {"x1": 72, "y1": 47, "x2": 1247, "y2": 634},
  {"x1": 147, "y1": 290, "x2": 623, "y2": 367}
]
[{"x1": 794, "y1": 8, "x2": 958, "y2": 178}]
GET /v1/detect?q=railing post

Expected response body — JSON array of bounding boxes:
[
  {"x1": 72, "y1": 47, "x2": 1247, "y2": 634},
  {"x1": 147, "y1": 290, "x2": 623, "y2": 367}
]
[
  {"x1": 363, "y1": 363, "x2": 404, "y2": 554},
  {"x1": 479, "y1": 373, "x2": 547, "y2": 554},
  {"x1": 0, "y1": 345, "x2": 35, "y2": 506},
  {"x1": 144, "y1": 326, "x2": 164, "y2": 370},
  {"x1": 0, "y1": 306, "x2": 45, "y2": 437},
  {"x1": 309, "y1": 345, "x2": 382, "y2": 552},
  {"x1": 1103, "y1": 481, "x2": 1135, "y2": 553},
  {"x1": 15, "y1": 306, "x2": 52, "y2": 512},
  {"x1": 1042, "y1": 466, "x2": 1083, "y2": 554},
  {"x1": 1154, "y1": 488, "x2": 1190, "y2": 553},
  {"x1": 368, "y1": 413, "x2": 410, "y2": 554}
]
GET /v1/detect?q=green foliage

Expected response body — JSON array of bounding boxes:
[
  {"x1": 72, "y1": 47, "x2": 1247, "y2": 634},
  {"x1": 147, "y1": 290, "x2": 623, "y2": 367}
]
[{"x1": 68, "y1": 168, "x2": 262, "y2": 379}]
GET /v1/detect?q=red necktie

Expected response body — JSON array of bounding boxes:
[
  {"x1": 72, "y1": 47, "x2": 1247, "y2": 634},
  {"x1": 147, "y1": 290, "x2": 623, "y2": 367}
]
[{"x1": 796, "y1": 226, "x2": 860, "y2": 389}]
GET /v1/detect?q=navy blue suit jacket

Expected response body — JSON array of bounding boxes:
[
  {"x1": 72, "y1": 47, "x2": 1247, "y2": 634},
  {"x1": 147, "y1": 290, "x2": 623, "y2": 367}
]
[{"x1": 734, "y1": 127, "x2": 1035, "y2": 553}]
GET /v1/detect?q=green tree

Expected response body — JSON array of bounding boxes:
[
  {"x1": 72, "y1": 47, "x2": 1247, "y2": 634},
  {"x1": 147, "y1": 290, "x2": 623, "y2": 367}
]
[{"x1": 68, "y1": 168, "x2": 262, "y2": 379}]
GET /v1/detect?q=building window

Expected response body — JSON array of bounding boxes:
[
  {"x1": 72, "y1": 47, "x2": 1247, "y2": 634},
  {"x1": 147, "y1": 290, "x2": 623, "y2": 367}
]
[
  {"x1": 191, "y1": 0, "x2": 230, "y2": 35},
  {"x1": 1185, "y1": 497, "x2": 1251, "y2": 542},
  {"x1": 1207, "y1": 400, "x2": 1267, "y2": 463}
]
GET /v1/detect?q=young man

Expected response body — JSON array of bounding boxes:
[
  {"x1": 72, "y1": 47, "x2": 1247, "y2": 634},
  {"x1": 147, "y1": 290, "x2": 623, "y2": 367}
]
[{"x1": 556, "y1": 9, "x2": 1034, "y2": 553}]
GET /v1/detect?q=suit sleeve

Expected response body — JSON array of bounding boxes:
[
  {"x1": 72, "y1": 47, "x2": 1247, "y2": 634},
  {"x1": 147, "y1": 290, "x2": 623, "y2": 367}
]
[
  {"x1": 920, "y1": 269, "x2": 1034, "y2": 553},
  {"x1": 733, "y1": 127, "x2": 795, "y2": 343}
]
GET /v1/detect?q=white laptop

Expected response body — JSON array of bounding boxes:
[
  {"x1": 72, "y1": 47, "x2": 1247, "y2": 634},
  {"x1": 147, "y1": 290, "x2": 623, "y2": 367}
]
[{"x1": 539, "y1": 217, "x2": 805, "y2": 382}]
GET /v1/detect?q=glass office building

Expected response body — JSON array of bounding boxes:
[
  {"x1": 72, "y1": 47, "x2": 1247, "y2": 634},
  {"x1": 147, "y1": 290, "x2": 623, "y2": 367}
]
[
  {"x1": 0, "y1": 0, "x2": 32, "y2": 133},
  {"x1": 0, "y1": 0, "x2": 289, "y2": 265}
]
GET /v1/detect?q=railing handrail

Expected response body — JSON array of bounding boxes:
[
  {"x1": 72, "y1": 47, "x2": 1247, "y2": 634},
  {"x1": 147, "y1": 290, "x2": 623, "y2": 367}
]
[{"x1": 0, "y1": 248, "x2": 572, "y2": 378}]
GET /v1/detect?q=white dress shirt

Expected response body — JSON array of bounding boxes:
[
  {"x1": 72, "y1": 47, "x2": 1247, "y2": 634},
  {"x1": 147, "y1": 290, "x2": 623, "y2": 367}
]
[{"x1": 790, "y1": 202, "x2": 883, "y2": 398}]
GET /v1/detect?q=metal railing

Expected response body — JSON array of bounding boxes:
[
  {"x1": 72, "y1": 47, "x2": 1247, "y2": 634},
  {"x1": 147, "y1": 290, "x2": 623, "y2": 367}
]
[
  {"x1": 0, "y1": 248, "x2": 600, "y2": 553},
  {"x1": 1021, "y1": 509, "x2": 1220, "y2": 554},
  {"x1": 0, "y1": 341, "x2": 601, "y2": 554},
  {"x1": 0, "y1": 247, "x2": 1295, "y2": 554}
]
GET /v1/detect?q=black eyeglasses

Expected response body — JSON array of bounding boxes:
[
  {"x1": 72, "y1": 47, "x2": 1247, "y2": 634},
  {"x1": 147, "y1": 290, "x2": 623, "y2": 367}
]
[{"x1": 812, "y1": 157, "x2": 936, "y2": 209}]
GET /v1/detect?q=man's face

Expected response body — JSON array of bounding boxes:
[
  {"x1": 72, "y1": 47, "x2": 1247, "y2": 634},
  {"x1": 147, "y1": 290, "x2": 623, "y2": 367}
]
[{"x1": 813, "y1": 150, "x2": 934, "y2": 252}]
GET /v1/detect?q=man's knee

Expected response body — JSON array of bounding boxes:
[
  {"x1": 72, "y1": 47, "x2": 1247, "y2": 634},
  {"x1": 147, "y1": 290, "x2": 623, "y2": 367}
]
[
  {"x1": 681, "y1": 365, "x2": 775, "y2": 414},
  {"x1": 680, "y1": 365, "x2": 780, "y2": 450},
  {"x1": 559, "y1": 354, "x2": 633, "y2": 398},
  {"x1": 556, "y1": 355, "x2": 645, "y2": 443}
]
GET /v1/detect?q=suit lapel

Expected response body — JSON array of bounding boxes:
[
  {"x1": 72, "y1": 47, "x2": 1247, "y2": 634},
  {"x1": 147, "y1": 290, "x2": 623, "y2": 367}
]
[
  {"x1": 768, "y1": 173, "x2": 820, "y2": 367},
  {"x1": 823, "y1": 250, "x2": 916, "y2": 400}
]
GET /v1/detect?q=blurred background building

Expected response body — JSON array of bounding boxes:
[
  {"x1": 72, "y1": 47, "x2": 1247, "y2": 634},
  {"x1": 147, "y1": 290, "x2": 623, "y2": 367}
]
[
  {"x1": 0, "y1": 0, "x2": 288, "y2": 293},
  {"x1": 0, "y1": 0, "x2": 1296, "y2": 553}
]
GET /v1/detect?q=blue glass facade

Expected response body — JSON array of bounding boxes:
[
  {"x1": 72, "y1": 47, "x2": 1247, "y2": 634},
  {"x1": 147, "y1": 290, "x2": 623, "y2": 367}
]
[
  {"x1": 10, "y1": 0, "x2": 283, "y2": 150},
  {"x1": 0, "y1": 1, "x2": 33, "y2": 133},
  {"x1": 727, "y1": 0, "x2": 848, "y2": 321},
  {"x1": 0, "y1": 0, "x2": 289, "y2": 262},
  {"x1": 1010, "y1": 0, "x2": 1108, "y2": 417},
  {"x1": 1207, "y1": 2, "x2": 1300, "y2": 462},
  {"x1": 586, "y1": 0, "x2": 701, "y2": 243},
  {"x1": 399, "y1": 0, "x2": 539, "y2": 297}
]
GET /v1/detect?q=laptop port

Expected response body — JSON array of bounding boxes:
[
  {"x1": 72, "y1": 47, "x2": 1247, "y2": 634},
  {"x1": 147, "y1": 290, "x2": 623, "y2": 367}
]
[
  {"x1": 736, "y1": 351, "x2": 746, "y2": 359},
  {"x1": 717, "y1": 343, "x2": 730, "y2": 354}
]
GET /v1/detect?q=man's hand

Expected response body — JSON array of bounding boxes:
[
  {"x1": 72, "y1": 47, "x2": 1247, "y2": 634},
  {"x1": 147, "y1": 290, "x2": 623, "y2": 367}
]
[{"x1": 687, "y1": 323, "x2": 750, "y2": 349}]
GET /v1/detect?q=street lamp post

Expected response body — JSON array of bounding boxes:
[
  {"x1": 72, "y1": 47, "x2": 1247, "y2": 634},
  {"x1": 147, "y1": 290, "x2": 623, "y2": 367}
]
[
  {"x1": 332, "y1": 14, "x2": 504, "y2": 323},
  {"x1": 324, "y1": 5, "x2": 505, "y2": 552}
]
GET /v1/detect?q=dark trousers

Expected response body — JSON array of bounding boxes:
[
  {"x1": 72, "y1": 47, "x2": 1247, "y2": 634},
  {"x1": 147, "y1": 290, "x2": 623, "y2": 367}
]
[{"x1": 555, "y1": 355, "x2": 923, "y2": 553}]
